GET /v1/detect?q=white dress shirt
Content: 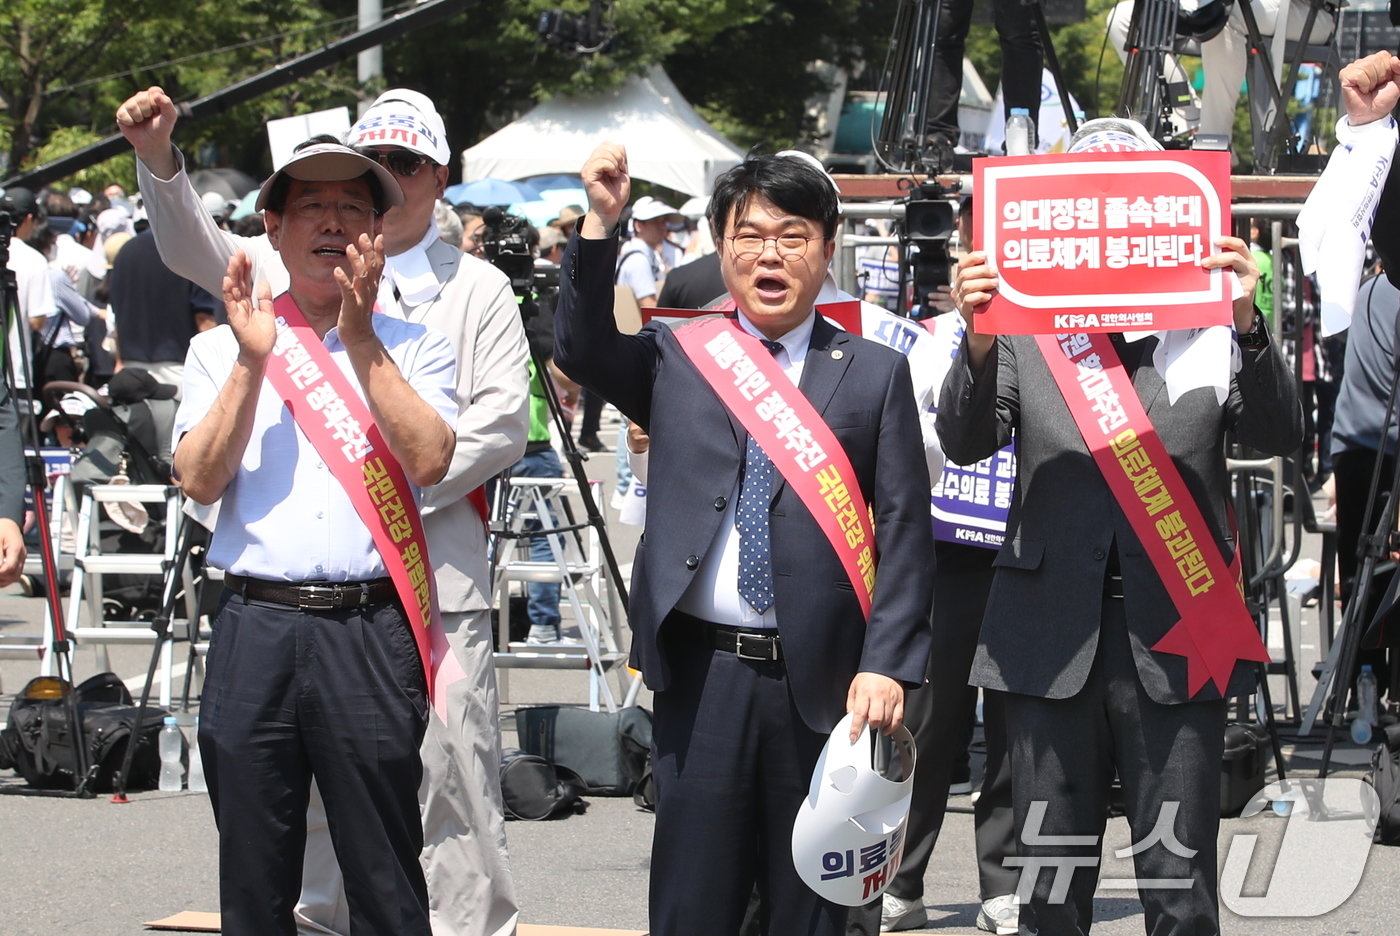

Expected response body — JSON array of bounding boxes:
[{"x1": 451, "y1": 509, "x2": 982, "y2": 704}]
[
  {"x1": 174, "y1": 311, "x2": 458, "y2": 581},
  {"x1": 673, "y1": 310, "x2": 815, "y2": 628},
  {"x1": 5, "y1": 238, "x2": 56, "y2": 388}
]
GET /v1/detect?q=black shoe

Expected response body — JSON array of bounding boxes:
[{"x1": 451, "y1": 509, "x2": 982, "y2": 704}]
[{"x1": 578, "y1": 435, "x2": 605, "y2": 452}]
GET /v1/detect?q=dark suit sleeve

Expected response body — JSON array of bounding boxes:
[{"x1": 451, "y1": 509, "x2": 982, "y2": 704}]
[
  {"x1": 0, "y1": 387, "x2": 26, "y2": 525},
  {"x1": 1227, "y1": 320, "x2": 1305, "y2": 455},
  {"x1": 860, "y1": 353, "x2": 936, "y2": 685},
  {"x1": 554, "y1": 233, "x2": 661, "y2": 427},
  {"x1": 936, "y1": 334, "x2": 1019, "y2": 467},
  {"x1": 1376, "y1": 145, "x2": 1400, "y2": 288}
]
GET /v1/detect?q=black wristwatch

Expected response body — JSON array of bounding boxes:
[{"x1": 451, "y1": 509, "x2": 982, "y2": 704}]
[{"x1": 1235, "y1": 309, "x2": 1269, "y2": 350}]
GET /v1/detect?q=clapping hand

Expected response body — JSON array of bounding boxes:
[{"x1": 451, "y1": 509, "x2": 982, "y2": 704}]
[
  {"x1": 222, "y1": 251, "x2": 277, "y2": 366},
  {"x1": 335, "y1": 233, "x2": 385, "y2": 346}
]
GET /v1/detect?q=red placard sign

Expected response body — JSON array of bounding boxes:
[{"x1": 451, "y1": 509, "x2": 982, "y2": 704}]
[{"x1": 973, "y1": 151, "x2": 1232, "y2": 335}]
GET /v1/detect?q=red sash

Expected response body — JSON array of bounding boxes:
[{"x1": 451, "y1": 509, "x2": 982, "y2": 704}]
[
  {"x1": 1035, "y1": 331, "x2": 1268, "y2": 696},
  {"x1": 266, "y1": 293, "x2": 464, "y2": 718},
  {"x1": 676, "y1": 317, "x2": 876, "y2": 618}
]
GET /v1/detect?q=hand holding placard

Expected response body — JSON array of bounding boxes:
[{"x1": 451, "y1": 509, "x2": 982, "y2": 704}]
[{"x1": 950, "y1": 251, "x2": 997, "y2": 372}]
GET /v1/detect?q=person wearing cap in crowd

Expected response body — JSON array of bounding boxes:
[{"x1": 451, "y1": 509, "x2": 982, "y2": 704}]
[
  {"x1": 537, "y1": 225, "x2": 566, "y2": 267},
  {"x1": 937, "y1": 117, "x2": 1302, "y2": 936},
  {"x1": 26, "y1": 223, "x2": 104, "y2": 386},
  {"x1": 617, "y1": 195, "x2": 680, "y2": 310},
  {"x1": 164, "y1": 136, "x2": 456, "y2": 935},
  {"x1": 556, "y1": 141, "x2": 933, "y2": 935},
  {"x1": 200, "y1": 191, "x2": 236, "y2": 230},
  {"x1": 118, "y1": 84, "x2": 528, "y2": 936},
  {"x1": 2, "y1": 187, "x2": 58, "y2": 391},
  {"x1": 43, "y1": 189, "x2": 95, "y2": 286},
  {"x1": 85, "y1": 205, "x2": 137, "y2": 289},
  {"x1": 106, "y1": 227, "x2": 219, "y2": 396},
  {"x1": 549, "y1": 204, "x2": 584, "y2": 240}
]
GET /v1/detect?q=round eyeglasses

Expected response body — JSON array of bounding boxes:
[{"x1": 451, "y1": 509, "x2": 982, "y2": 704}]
[
  {"x1": 286, "y1": 198, "x2": 376, "y2": 222},
  {"x1": 725, "y1": 233, "x2": 819, "y2": 262}
]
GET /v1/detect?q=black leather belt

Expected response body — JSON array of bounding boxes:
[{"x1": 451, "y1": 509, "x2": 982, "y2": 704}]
[
  {"x1": 224, "y1": 573, "x2": 396, "y2": 610},
  {"x1": 1104, "y1": 573, "x2": 1125, "y2": 600},
  {"x1": 706, "y1": 625, "x2": 783, "y2": 662}
]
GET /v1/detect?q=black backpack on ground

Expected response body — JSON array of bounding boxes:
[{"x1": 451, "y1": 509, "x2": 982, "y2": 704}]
[
  {"x1": 515, "y1": 704, "x2": 653, "y2": 796},
  {"x1": 0, "y1": 673, "x2": 169, "y2": 792},
  {"x1": 498, "y1": 748, "x2": 586, "y2": 820},
  {"x1": 1368, "y1": 723, "x2": 1400, "y2": 845}
]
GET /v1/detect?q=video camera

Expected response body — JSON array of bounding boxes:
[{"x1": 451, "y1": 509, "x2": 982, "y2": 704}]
[{"x1": 480, "y1": 207, "x2": 559, "y2": 310}]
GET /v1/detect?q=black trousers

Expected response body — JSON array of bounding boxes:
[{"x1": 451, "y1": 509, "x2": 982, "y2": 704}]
[
  {"x1": 199, "y1": 592, "x2": 430, "y2": 936},
  {"x1": 649, "y1": 622, "x2": 846, "y2": 936},
  {"x1": 1334, "y1": 447, "x2": 1397, "y2": 695},
  {"x1": 846, "y1": 544, "x2": 1017, "y2": 934},
  {"x1": 927, "y1": 0, "x2": 1043, "y2": 143},
  {"x1": 1005, "y1": 601, "x2": 1226, "y2": 936},
  {"x1": 579, "y1": 387, "x2": 605, "y2": 439}
]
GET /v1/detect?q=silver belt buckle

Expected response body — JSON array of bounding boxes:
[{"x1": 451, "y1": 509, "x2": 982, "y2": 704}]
[
  {"x1": 735, "y1": 632, "x2": 777, "y2": 661},
  {"x1": 298, "y1": 584, "x2": 340, "y2": 610}
]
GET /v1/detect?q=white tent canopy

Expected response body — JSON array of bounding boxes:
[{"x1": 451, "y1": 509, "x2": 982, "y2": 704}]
[{"x1": 461, "y1": 68, "x2": 744, "y2": 197}]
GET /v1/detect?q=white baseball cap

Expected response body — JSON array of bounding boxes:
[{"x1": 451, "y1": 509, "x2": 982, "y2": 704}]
[
  {"x1": 345, "y1": 89, "x2": 451, "y2": 165},
  {"x1": 631, "y1": 195, "x2": 680, "y2": 222},
  {"x1": 254, "y1": 141, "x2": 404, "y2": 212},
  {"x1": 1067, "y1": 117, "x2": 1164, "y2": 154}
]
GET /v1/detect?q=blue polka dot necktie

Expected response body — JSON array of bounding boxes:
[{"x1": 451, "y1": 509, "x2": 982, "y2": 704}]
[{"x1": 737, "y1": 339, "x2": 783, "y2": 613}]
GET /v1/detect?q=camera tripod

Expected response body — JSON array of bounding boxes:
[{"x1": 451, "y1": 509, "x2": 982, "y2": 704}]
[{"x1": 0, "y1": 206, "x2": 95, "y2": 798}]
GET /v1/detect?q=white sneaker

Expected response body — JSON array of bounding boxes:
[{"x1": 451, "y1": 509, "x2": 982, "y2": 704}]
[
  {"x1": 976, "y1": 894, "x2": 1018, "y2": 935},
  {"x1": 880, "y1": 892, "x2": 928, "y2": 932}
]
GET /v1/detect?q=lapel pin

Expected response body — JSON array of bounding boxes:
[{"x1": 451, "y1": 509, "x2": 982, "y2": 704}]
[{"x1": 831, "y1": 349, "x2": 844, "y2": 360}]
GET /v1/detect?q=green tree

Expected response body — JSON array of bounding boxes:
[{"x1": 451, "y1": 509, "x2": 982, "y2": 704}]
[{"x1": 5, "y1": 0, "x2": 907, "y2": 186}]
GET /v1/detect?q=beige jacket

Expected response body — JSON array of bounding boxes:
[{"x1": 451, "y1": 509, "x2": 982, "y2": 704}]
[{"x1": 139, "y1": 151, "x2": 529, "y2": 612}]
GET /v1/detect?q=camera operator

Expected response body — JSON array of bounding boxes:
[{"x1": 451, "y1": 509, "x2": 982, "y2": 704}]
[
  {"x1": 482, "y1": 211, "x2": 579, "y2": 644},
  {"x1": 3, "y1": 188, "x2": 59, "y2": 391}
]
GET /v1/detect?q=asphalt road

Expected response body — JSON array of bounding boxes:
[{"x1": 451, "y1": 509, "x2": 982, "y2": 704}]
[{"x1": 1, "y1": 417, "x2": 1395, "y2": 935}]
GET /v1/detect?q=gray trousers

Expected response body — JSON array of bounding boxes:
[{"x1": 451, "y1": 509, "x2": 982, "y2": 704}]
[{"x1": 1005, "y1": 600, "x2": 1227, "y2": 936}]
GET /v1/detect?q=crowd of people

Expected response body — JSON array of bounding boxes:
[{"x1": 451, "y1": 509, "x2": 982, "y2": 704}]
[{"x1": 1, "y1": 42, "x2": 1398, "y2": 936}]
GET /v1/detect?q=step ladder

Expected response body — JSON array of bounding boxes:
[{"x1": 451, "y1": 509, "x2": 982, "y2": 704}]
[
  {"x1": 65, "y1": 483, "x2": 197, "y2": 706},
  {"x1": 491, "y1": 476, "x2": 636, "y2": 712}
]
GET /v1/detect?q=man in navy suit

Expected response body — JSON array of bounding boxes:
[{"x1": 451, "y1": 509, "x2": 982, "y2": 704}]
[{"x1": 555, "y1": 144, "x2": 934, "y2": 936}]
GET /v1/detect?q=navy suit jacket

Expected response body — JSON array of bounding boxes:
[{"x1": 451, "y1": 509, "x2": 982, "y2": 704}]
[{"x1": 555, "y1": 234, "x2": 934, "y2": 732}]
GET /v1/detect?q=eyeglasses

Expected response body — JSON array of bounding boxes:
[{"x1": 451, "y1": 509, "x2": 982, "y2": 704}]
[
  {"x1": 286, "y1": 198, "x2": 376, "y2": 222},
  {"x1": 368, "y1": 149, "x2": 430, "y2": 178},
  {"x1": 725, "y1": 233, "x2": 820, "y2": 262}
]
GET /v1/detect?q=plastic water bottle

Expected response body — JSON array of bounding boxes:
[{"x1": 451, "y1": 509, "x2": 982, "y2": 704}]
[
  {"x1": 158, "y1": 715, "x2": 184, "y2": 791},
  {"x1": 186, "y1": 717, "x2": 207, "y2": 793},
  {"x1": 1351, "y1": 665, "x2": 1379, "y2": 745},
  {"x1": 1006, "y1": 108, "x2": 1036, "y2": 156}
]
